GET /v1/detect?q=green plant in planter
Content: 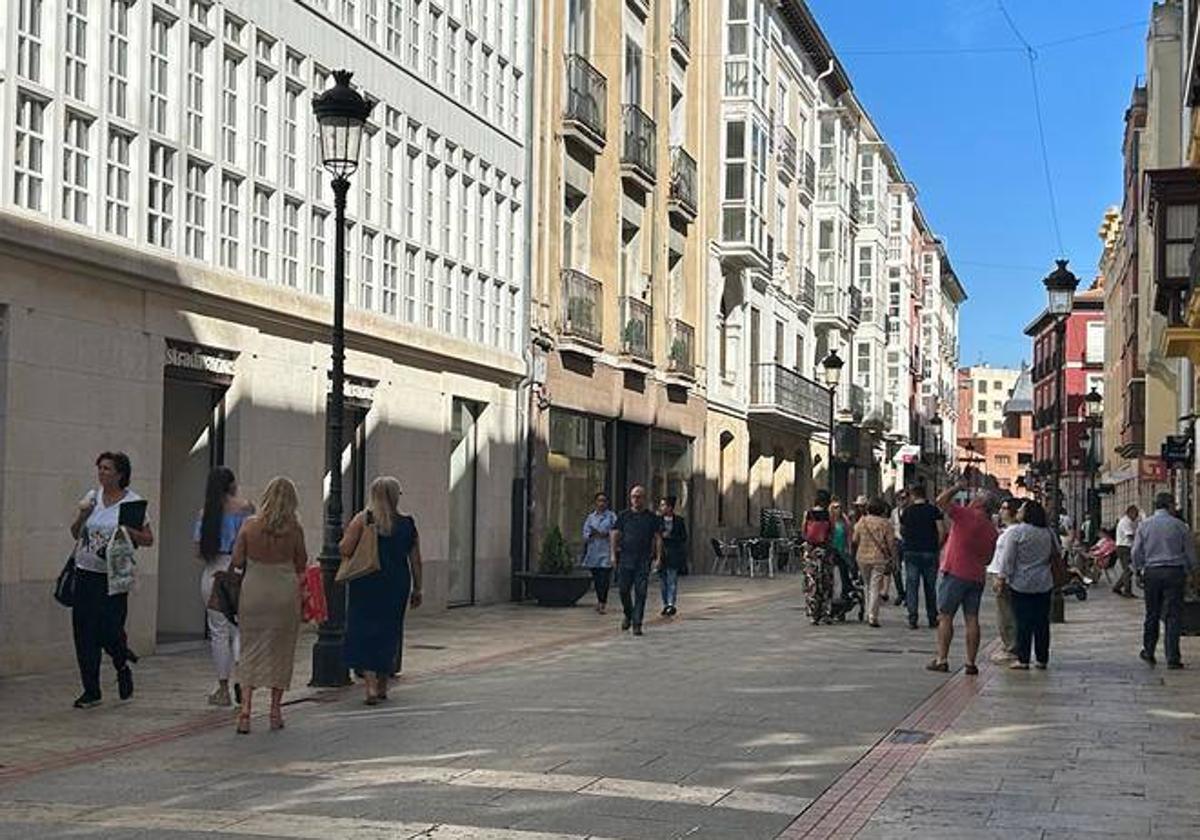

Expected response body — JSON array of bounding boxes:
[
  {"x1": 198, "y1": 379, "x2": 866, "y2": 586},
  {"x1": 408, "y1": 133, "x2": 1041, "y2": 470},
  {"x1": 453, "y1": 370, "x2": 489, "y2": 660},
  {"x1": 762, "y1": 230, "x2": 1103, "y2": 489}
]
[
  {"x1": 669, "y1": 337, "x2": 688, "y2": 367},
  {"x1": 622, "y1": 319, "x2": 645, "y2": 351},
  {"x1": 538, "y1": 525, "x2": 575, "y2": 575}
]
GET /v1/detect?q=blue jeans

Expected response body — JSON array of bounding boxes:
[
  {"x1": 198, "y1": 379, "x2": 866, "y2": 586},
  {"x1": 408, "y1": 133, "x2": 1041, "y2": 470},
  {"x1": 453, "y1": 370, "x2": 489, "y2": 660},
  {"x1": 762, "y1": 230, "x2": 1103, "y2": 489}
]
[
  {"x1": 904, "y1": 551, "x2": 938, "y2": 627},
  {"x1": 660, "y1": 568, "x2": 679, "y2": 608},
  {"x1": 618, "y1": 565, "x2": 649, "y2": 627},
  {"x1": 1143, "y1": 566, "x2": 1186, "y2": 665}
]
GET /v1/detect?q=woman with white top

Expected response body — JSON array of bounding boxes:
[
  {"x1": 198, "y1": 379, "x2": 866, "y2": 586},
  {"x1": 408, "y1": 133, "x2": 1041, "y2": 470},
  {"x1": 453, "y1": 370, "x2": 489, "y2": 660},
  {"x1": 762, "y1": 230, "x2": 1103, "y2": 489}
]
[
  {"x1": 193, "y1": 466, "x2": 255, "y2": 707},
  {"x1": 996, "y1": 499, "x2": 1058, "y2": 670},
  {"x1": 581, "y1": 493, "x2": 617, "y2": 614},
  {"x1": 68, "y1": 452, "x2": 154, "y2": 709},
  {"x1": 986, "y1": 498, "x2": 1019, "y2": 663}
]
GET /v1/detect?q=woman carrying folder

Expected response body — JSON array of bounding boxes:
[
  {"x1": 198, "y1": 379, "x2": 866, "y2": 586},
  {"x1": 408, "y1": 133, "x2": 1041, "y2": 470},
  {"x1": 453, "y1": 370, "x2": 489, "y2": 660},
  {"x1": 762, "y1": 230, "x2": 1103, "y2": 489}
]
[{"x1": 68, "y1": 452, "x2": 154, "y2": 709}]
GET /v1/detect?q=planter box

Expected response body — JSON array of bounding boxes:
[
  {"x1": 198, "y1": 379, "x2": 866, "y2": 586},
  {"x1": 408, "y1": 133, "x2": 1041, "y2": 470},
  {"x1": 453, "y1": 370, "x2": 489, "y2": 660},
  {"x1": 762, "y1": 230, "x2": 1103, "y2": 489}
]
[
  {"x1": 515, "y1": 572, "x2": 592, "y2": 607},
  {"x1": 1182, "y1": 600, "x2": 1200, "y2": 636}
]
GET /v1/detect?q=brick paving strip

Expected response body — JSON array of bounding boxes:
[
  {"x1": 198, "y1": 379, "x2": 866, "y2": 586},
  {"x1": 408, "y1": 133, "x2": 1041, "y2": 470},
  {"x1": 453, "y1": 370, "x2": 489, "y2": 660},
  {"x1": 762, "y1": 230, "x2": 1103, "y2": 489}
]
[
  {"x1": 0, "y1": 575, "x2": 802, "y2": 787},
  {"x1": 776, "y1": 640, "x2": 1002, "y2": 840}
]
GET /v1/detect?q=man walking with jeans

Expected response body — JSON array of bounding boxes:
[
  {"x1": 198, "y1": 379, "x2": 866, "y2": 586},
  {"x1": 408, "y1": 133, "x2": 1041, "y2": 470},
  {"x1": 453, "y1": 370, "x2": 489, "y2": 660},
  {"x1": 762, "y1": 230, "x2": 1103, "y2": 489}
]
[
  {"x1": 927, "y1": 481, "x2": 998, "y2": 676},
  {"x1": 1114, "y1": 504, "x2": 1140, "y2": 597},
  {"x1": 900, "y1": 485, "x2": 942, "y2": 630},
  {"x1": 610, "y1": 485, "x2": 662, "y2": 637},
  {"x1": 1132, "y1": 492, "x2": 1195, "y2": 669}
]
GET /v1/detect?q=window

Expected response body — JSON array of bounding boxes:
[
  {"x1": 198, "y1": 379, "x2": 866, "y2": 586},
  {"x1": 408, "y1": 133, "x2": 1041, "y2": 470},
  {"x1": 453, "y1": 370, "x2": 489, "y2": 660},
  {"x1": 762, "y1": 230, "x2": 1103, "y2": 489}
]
[
  {"x1": 361, "y1": 132, "x2": 375, "y2": 221},
  {"x1": 147, "y1": 144, "x2": 176, "y2": 248},
  {"x1": 424, "y1": 254, "x2": 437, "y2": 327},
  {"x1": 493, "y1": 196, "x2": 505, "y2": 274},
  {"x1": 186, "y1": 38, "x2": 207, "y2": 150},
  {"x1": 185, "y1": 162, "x2": 208, "y2": 258},
  {"x1": 383, "y1": 140, "x2": 398, "y2": 228},
  {"x1": 427, "y1": 7, "x2": 441, "y2": 84},
  {"x1": 463, "y1": 36, "x2": 475, "y2": 105},
  {"x1": 191, "y1": 0, "x2": 212, "y2": 26},
  {"x1": 252, "y1": 71, "x2": 271, "y2": 179},
  {"x1": 425, "y1": 158, "x2": 437, "y2": 243},
  {"x1": 977, "y1": 421, "x2": 987, "y2": 434},
  {"x1": 220, "y1": 176, "x2": 241, "y2": 268},
  {"x1": 977, "y1": 400, "x2": 987, "y2": 412},
  {"x1": 279, "y1": 200, "x2": 300, "y2": 287},
  {"x1": 223, "y1": 14, "x2": 244, "y2": 45},
  {"x1": 978, "y1": 380, "x2": 988, "y2": 393},
  {"x1": 408, "y1": 0, "x2": 422, "y2": 67},
  {"x1": 365, "y1": 0, "x2": 380, "y2": 41},
  {"x1": 386, "y1": 0, "x2": 403, "y2": 56},
  {"x1": 507, "y1": 287, "x2": 519, "y2": 352},
  {"x1": 405, "y1": 148, "x2": 420, "y2": 237},
  {"x1": 283, "y1": 85, "x2": 301, "y2": 190},
  {"x1": 17, "y1": 0, "x2": 44, "y2": 83},
  {"x1": 459, "y1": 268, "x2": 472, "y2": 337},
  {"x1": 339, "y1": 0, "x2": 357, "y2": 28},
  {"x1": 105, "y1": 131, "x2": 132, "y2": 236},
  {"x1": 251, "y1": 188, "x2": 271, "y2": 279},
  {"x1": 441, "y1": 264, "x2": 454, "y2": 333},
  {"x1": 108, "y1": 0, "x2": 131, "y2": 117},
  {"x1": 222, "y1": 53, "x2": 242, "y2": 165},
  {"x1": 475, "y1": 273, "x2": 487, "y2": 342},
  {"x1": 360, "y1": 230, "x2": 376, "y2": 309},
  {"x1": 149, "y1": 16, "x2": 172, "y2": 135},
  {"x1": 993, "y1": 401, "x2": 1003, "y2": 412},
  {"x1": 481, "y1": 48, "x2": 492, "y2": 117},
  {"x1": 382, "y1": 237, "x2": 400, "y2": 316},
  {"x1": 309, "y1": 210, "x2": 327, "y2": 295},
  {"x1": 1086, "y1": 321, "x2": 1105, "y2": 364},
  {"x1": 65, "y1": 0, "x2": 89, "y2": 101},
  {"x1": 442, "y1": 166, "x2": 454, "y2": 252},
  {"x1": 447, "y1": 24, "x2": 459, "y2": 95},
  {"x1": 993, "y1": 380, "x2": 1003, "y2": 391},
  {"x1": 460, "y1": 174, "x2": 472, "y2": 259},
  {"x1": 61, "y1": 114, "x2": 91, "y2": 225},
  {"x1": 491, "y1": 281, "x2": 503, "y2": 346},
  {"x1": 404, "y1": 246, "x2": 419, "y2": 322}
]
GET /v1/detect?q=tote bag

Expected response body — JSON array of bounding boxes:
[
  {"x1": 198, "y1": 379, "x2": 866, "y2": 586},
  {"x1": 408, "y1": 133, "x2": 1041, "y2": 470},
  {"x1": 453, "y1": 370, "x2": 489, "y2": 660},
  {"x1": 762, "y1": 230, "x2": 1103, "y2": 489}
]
[
  {"x1": 301, "y1": 564, "x2": 329, "y2": 623},
  {"x1": 336, "y1": 517, "x2": 380, "y2": 583}
]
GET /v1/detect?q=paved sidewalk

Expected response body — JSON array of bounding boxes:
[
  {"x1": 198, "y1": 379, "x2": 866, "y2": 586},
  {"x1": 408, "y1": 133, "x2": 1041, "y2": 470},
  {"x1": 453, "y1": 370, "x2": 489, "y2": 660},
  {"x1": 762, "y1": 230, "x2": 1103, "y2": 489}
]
[
  {"x1": 780, "y1": 587, "x2": 1200, "y2": 840},
  {"x1": 0, "y1": 574, "x2": 801, "y2": 781}
]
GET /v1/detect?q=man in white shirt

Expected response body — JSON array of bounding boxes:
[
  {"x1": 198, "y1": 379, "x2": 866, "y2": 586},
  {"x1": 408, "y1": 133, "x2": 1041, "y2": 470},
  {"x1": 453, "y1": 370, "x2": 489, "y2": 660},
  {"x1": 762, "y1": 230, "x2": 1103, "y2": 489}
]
[
  {"x1": 987, "y1": 498, "x2": 1020, "y2": 663},
  {"x1": 1114, "y1": 504, "x2": 1140, "y2": 598}
]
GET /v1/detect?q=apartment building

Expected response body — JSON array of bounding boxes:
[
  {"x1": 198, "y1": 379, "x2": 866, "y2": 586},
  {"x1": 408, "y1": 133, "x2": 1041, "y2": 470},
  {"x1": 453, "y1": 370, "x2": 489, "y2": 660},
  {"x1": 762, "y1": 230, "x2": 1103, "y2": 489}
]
[
  {"x1": 958, "y1": 366, "x2": 1023, "y2": 439},
  {"x1": 527, "y1": 0, "x2": 706, "y2": 560},
  {"x1": 0, "y1": 0, "x2": 530, "y2": 673}
]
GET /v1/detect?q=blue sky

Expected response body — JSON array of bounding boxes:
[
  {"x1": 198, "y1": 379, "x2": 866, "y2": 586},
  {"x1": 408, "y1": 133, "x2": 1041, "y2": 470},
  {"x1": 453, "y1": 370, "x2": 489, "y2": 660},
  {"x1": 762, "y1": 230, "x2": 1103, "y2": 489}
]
[{"x1": 809, "y1": 0, "x2": 1147, "y2": 368}]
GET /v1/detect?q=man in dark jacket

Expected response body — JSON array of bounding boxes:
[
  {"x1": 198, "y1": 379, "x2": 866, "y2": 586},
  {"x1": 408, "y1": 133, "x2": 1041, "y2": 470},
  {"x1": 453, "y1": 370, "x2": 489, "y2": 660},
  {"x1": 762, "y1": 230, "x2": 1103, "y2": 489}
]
[
  {"x1": 657, "y1": 496, "x2": 688, "y2": 617},
  {"x1": 610, "y1": 485, "x2": 662, "y2": 636}
]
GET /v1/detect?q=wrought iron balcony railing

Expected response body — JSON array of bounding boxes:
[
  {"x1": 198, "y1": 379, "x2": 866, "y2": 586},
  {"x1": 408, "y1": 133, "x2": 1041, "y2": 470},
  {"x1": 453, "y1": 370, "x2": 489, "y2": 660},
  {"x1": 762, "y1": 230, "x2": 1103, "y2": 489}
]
[
  {"x1": 777, "y1": 126, "x2": 797, "y2": 183},
  {"x1": 750, "y1": 364, "x2": 831, "y2": 429},
  {"x1": 563, "y1": 54, "x2": 607, "y2": 149},
  {"x1": 669, "y1": 146, "x2": 697, "y2": 219},
  {"x1": 620, "y1": 296, "x2": 653, "y2": 362},
  {"x1": 848, "y1": 286, "x2": 863, "y2": 323},
  {"x1": 621, "y1": 104, "x2": 657, "y2": 183},
  {"x1": 560, "y1": 268, "x2": 603, "y2": 346},
  {"x1": 802, "y1": 152, "x2": 816, "y2": 196},
  {"x1": 799, "y1": 268, "x2": 816, "y2": 310},
  {"x1": 668, "y1": 318, "x2": 695, "y2": 377}
]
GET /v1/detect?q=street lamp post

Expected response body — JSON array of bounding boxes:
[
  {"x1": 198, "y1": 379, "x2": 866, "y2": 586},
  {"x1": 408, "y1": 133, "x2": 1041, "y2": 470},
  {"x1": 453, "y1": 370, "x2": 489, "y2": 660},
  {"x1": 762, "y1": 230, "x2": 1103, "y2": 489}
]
[
  {"x1": 1083, "y1": 386, "x2": 1103, "y2": 537},
  {"x1": 929, "y1": 414, "x2": 943, "y2": 494},
  {"x1": 310, "y1": 70, "x2": 375, "y2": 688},
  {"x1": 821, "y1": 350, "x2": 844, "y2": 496}
]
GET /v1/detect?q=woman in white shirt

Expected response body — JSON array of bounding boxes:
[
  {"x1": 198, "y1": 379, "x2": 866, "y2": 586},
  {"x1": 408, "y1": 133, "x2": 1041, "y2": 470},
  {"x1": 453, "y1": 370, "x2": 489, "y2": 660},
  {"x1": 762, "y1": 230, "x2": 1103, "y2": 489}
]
[{"x1": 68, "y1": 452, "x2": 154, "y2": 709}]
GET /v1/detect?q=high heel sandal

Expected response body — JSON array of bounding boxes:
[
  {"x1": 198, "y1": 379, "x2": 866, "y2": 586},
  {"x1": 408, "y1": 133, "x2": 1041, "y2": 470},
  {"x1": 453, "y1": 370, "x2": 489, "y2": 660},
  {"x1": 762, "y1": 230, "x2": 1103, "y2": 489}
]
[
  {"x1": 269, "y1": 707, "x2": 284, "y2": 730},
  {"x1": 236, "y1": 712, "x2": 251, "y2": 735}
]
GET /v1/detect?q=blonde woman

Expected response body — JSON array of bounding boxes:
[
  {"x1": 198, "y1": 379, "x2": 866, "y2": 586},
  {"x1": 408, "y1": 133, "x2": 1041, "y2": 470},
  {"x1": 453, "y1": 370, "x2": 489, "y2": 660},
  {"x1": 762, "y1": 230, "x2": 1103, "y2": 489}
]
[
  {"x1": 340, "y1": 477, "x2": 424, "y2": 705},
  {"x1": 231, "y1": 477, "x2": 307, "y2": 734}
]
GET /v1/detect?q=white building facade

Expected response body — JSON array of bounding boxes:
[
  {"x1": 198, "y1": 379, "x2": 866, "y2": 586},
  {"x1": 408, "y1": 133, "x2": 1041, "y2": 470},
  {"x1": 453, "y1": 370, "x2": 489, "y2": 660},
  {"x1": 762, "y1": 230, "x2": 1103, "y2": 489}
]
[{"x1": 0, "y1": 0, "x2": 530, "y2": 674}]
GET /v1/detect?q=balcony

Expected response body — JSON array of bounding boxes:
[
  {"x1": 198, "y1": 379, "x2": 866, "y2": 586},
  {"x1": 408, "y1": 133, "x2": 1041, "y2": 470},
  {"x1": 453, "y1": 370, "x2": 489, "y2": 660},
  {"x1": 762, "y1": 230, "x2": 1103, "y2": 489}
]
[
  {"x1": 800, "y1": 152, "x2": 815, "y2": 202},
  {"x1": 619, "y1": 296, "x2": 654, "y2": 365},
  {"x1": 668, "y1": 146, "x2": 697, "y2": 223},
  {"x1": 849, "y1": 184, "x2": 861, "y2": 225},
  {"x1": 1117, "y1": 380, "x2": 1146, "y2": 457},
  {"x1": 671, "y1": 0, "x2": 690, "y2": 61},
  {"x1": 777, "y1": 126, "x2": 797, "y2": 184},
  {"x1": 798, "y1": 268, "x2": 816, "y2": 311},
  {"x1": 749, "y1": 364, "x2": 832, "y2": 432},
  {"x1": 847, "y1": 384, "x2": 866, "y2": 422},
  {"x1": 814, "y1": 285, "x2": 851, "y2": 328},
  {"x1": 621, "y1": 104, "x2": 657, "y2": 192},
  {"x1": 563, "y1": 54, "x2": 607, "y2": 154},
  {"x1": 666, "y1": 318, "x2": 695, "y2": 380},
  {"x1": 559, "y1": 269, "x2": 603, "y2": 350},
  {"x1": 848, "y1": 286, "x2": 863, "y2": 324}
]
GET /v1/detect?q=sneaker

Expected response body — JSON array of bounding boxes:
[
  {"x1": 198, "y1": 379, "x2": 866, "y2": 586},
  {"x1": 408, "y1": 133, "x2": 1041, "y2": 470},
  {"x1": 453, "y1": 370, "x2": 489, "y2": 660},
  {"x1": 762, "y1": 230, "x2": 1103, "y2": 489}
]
[
  {"x1": 907, "y1": 620, "x2": 918, "y2": 630},
  {"x1": 73, "y1": 693, "x2": 102, "y2": 709},
  {"x1": 667, "y1": 605, "x2": 677, "y2": 616},
  {"x1": 117, "y1": 667, "x2": 134, "y2": 701},
  {"x1": 661, "y1": 606, "x2": 670, "y2": 616},
  {"x1": 868, "y1": 620, "x2": 881, "y2": 628},
  {"x1": 925, "y1": 660, "x2": 949, "y2": 673},
  {"x1": 1139, "y1": 650, "x2": 1157, "y2": 667},
  {"x1": 1035, "y1": 662, "x2": 1048, "y2": 670},
  {"x1": 632, "y1": 626, "x2": 644, "y2": 636},
  {"x1": 991, "y1": 651, "x2": 1016, "y2": 665},
  {"x1": 621, "y1": 618, "x2": 632, "y2": 631},
  {"x1": 1009, "y1": 661, "x2": 1030, "y2": 671},
  {"x1": 1167, "y1": 661, "x2": 1185, "y2": 671},
  {"x1": 964, "y1": 664, "x2": 979, "y2": 676},
  {"x1": 207, "y1": 685, "x2": 232, "y2": 707}
]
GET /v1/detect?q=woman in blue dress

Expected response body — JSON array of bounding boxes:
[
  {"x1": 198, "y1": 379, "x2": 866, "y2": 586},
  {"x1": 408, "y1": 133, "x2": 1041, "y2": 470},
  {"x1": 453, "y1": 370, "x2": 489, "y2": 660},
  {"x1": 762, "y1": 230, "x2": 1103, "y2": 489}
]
[{"x1": 339, "y1": 476, "x2": 424, "y2": 705}]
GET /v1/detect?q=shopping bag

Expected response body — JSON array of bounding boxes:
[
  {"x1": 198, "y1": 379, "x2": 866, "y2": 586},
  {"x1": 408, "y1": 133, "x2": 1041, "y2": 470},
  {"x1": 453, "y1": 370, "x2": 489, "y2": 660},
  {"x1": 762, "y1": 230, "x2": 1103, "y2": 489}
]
[
  {"x1": 106, "y1": 527, "x2": 137, "y2": 596},
  {"x1": 336, "y1": 520, "x2": 380, "y2": 582},
  {"x1": 302, "y1": 564, "x2": 329, "y2": 624}
]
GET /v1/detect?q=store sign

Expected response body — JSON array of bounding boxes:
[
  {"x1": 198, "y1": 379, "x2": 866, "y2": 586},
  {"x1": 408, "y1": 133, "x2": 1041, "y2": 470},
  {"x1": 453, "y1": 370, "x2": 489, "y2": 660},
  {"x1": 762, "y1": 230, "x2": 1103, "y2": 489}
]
[
  {"x1": 1161, "y1": 435, "x2": 1193, "y2": 467},
  {"x1": 893, "y1": 444, "x2": 921, "y2": 465},
  {"x1": 1138, "y1": 457, "x2": 1168, "y2": 483},
  {"x1": 327, "y1": 374, "x2": 377, "y2": 404},
  {"x1": 164, "y1": 340, "x2": 237, "y2": 376}
]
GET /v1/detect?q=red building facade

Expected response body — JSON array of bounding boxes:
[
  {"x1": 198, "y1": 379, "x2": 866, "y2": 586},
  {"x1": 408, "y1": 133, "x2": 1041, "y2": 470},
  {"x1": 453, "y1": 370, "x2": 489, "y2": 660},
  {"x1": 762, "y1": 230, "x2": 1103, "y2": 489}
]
[{"x1": 1025, "y1": 284, "x2": 1105, "y2": 524}]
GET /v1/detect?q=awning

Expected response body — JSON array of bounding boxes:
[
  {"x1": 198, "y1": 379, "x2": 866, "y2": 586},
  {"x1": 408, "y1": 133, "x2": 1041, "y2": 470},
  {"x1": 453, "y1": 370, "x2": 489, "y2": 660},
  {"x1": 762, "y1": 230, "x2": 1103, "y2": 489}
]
[{"x1": 893, "y1": 444, "x2": 922, "y2": 465}]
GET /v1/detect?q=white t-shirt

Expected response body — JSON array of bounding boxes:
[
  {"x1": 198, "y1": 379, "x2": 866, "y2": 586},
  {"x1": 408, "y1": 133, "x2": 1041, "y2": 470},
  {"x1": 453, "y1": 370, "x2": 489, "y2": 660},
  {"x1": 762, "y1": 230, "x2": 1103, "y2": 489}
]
[
  {"x1": 1116, "y1": 515, "x2": 1138, "y2": 548},
  {"x1": 986, "y1": 525, "x2": 1013, "y2": 575},
  {"x1": 76, "y1": 488, "x2": 143, "y2": 574}
]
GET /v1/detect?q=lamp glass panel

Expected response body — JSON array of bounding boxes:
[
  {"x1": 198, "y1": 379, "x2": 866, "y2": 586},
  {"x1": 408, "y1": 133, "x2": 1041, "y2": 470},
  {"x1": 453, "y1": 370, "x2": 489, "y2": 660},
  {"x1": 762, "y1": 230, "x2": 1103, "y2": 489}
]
[{"x1": 1047, "y1": 288, "x2": 1072, "y2": 316}]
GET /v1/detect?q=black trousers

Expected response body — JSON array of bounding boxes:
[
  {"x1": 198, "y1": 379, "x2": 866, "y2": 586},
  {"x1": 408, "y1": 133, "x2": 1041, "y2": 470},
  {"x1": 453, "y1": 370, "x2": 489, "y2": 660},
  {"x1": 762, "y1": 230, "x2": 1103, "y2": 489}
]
[
  {"x1": 617, "y1": 565, "x2": 649, "y2": 627},
  {"x1": 1143, "y1": 566, "x2": 1186, "y2": 665},
  {"x1": 590, "y1": 567, "x2": 613, "y2": 605},
  {"x1": 71, "y1": 569, "x2": 129, "y2": 697},
  {"x1": 1010, "y1": 589, "x2": 1052, "y2": 666}
]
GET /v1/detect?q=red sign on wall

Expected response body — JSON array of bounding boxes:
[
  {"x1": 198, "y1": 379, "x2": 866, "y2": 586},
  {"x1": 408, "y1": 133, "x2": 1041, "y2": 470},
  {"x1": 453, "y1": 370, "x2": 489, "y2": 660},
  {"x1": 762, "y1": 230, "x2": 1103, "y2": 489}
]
[{"x1": 1139, "y1": 457, "x2": 1168, "y2": 483}]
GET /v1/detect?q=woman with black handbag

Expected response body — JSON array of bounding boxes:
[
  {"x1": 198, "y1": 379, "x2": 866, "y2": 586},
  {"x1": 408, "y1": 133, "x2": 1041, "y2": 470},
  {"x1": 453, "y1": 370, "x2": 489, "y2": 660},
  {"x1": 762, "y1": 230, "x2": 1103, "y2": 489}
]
[
  {"x1": 68, "y1": 452, "x2": 154, "y2": 709},
  {"x1": 995, "y1": 499, "x2": 1058, "y2": 671}
]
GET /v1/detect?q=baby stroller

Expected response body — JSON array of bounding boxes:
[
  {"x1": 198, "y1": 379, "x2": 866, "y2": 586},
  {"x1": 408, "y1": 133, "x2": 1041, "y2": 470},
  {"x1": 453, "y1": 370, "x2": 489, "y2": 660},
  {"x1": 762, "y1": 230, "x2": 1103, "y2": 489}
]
[
  {"x1": 803, "y1": 543, "x2": 865, "y2": 624},
  {"x1": 828, "y1": 551, "x2": 866, "y2": 623}
]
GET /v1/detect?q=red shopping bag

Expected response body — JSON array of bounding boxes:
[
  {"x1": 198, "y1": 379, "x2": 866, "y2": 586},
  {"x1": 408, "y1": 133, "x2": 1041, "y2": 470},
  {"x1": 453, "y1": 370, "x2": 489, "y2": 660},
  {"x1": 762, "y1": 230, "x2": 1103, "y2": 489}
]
[{"x1": 301, "y1": 564, "x2": 329, "y2": 624}]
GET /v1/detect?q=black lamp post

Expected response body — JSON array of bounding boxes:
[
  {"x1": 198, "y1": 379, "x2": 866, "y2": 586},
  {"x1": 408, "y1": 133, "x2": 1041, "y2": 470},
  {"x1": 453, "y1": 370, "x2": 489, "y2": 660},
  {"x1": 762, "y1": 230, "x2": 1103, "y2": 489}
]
[
  {"x1": 310, "y1": 70, "x2": 375, "y2": 688},
  {"x1": 929, "y1": 414, "x2": 943, "y2": 493},
  {"x1": 1042, "y1": 259, "x2": 1080, "y2": 524},
  {"x1": 1084, "y1": 386, "x2": 1103, "y2": 534},
  {"x1": 821, "y1": 349, "x2": 844, "y2": 496}
]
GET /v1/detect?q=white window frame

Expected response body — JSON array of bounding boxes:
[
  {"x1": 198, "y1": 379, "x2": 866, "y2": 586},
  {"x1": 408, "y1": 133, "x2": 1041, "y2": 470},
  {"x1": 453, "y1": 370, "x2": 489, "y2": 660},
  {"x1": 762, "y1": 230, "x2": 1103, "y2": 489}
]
[{"x1": 185, "y1": 160, "x2": 209, "y2": 259}]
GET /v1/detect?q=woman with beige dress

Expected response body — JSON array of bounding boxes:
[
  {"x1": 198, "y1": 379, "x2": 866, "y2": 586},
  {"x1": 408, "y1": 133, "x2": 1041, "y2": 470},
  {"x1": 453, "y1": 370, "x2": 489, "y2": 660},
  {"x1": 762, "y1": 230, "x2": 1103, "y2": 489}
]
[
  {"x1": 852, "y1": 498, "x2": 898, "y2": 628},
  {"x1": 230, "y1": 477, "x2": 307, "y2": 734}
]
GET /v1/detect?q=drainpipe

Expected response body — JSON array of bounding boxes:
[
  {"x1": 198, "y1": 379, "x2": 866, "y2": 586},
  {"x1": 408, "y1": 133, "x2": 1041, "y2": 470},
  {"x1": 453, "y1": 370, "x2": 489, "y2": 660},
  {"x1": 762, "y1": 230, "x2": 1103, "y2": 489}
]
[{"x1": 1180, "y1": 358, "x2": 1194, "y2": 525}]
